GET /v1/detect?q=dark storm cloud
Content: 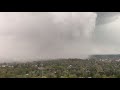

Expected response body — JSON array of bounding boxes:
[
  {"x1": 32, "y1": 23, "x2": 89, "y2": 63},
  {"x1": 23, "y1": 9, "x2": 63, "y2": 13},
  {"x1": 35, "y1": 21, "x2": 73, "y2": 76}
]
[{"x1": 96, "y1": 12, "x2": 120, "y2": 25}]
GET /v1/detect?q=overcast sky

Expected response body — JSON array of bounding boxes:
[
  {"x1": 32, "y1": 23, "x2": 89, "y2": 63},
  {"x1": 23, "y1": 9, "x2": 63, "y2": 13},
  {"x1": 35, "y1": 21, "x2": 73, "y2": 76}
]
[{"x1": 0, "y1": 12, "x2": 120, "y2": 62}]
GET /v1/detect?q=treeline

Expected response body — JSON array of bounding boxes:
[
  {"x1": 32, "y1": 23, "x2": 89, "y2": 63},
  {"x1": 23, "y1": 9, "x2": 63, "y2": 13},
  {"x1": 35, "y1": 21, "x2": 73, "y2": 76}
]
[{"x1": 0, "y1": 59, "x2": 120, "y2": 78}]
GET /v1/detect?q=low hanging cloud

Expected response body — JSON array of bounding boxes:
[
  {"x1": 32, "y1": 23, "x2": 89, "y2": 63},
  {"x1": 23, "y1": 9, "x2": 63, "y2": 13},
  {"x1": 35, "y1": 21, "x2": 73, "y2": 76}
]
[{"x1": 0, "y1": 12, "x2": 97, "y2": 61}]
